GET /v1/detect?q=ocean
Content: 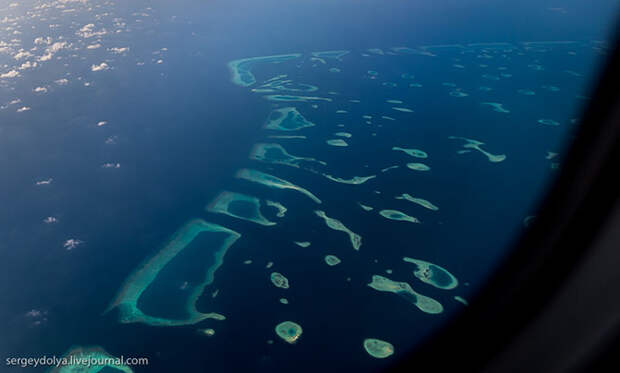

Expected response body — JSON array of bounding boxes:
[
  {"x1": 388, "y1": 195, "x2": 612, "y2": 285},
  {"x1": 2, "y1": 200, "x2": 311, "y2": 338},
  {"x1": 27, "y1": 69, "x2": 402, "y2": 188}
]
[{"x1": 0, "y1": 0, "x2": 617, "y2": 372}]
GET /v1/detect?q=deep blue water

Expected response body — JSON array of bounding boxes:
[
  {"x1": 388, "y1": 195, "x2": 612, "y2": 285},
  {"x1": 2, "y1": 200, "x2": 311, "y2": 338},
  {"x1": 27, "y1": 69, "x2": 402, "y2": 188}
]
[{"x1": 0, "y1": 0, "x2": 618, "y2": 372}]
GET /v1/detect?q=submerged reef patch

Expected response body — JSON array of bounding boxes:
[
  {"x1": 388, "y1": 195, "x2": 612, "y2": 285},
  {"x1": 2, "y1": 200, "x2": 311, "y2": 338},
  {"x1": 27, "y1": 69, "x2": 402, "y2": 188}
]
[
  {"x1": 275, "y1": 321, "x2": 303, "y2": 344},
  {"x1": 359, "y1": 203, "x2": 374, "y2": 211},
  {"x1": 250, "y1": 143, "x2": 326, "y2": 168},
  {"x1": 363, "y1": 339, "x2": 394, "y2": 359},
  {"x1": 268, "y1": 135, "x2": 307, "y2": 139},
  {"x1": 266, "y1": 200, "x2": 287, "y2": 217},
  {"x1": 311, "y1": 50, "x2": 350, "y2": 59},
  {"x1": 367, "y1": 275, "x2": 443, "y2": 314},
  {"x1": 49, "y1": 346, "x2": 134, "y2": 373},
  {"x1": 392, "y1": 147, "x2": 428, "y2": 159},
  {"x1": 449, "y1": 89, "x2": 469, "y2": 97},
  {"x1": 228, "y1": 54, "x2": 301, "y2": 87},
  {"x1": 324, "y1": 255, "x2": 341, "y2": 266},
  {"x1": 379, "y1": 209, "x2": 420, "y2": 224},
  {"x1": 105, "y1": 219, "x2": 239, "y2": 326},
  {"x1": 454, "y1": 296, "x2": 469, "y2": 306},
  {"x1": 322, "y1": 174, "x2": 376, "y2": 185},
  {"x1": 392, "y1": 107, "x2": 414, "y2": 113},
  {"x1": 481, "y1": 102, "x2": 510, "y2": 113},
  {"x1": 403, "y1": 257, "x2": 459, "y2": 290},
  {"x1": 538, "y1": 118, "x2": 560, "y2": 126},
  {"x1": 326, "y1": 139, "x2": 349, "y2": 147},
  {"x1": 197, "y1": 328, "x2": 216, "y2": 337},
  {"x1": 381, "y1": 165, "x2": 399, "y2": 173},
  {"x1": 257, "y1": 78, "x2": 318, "y2": 93},
  {"x1": 271, "y1": 272, "x2": 290, "y2": 289},
  {"x1": 265, "y1": 95, "x2": 332, "y2": 102},
  {"x1": 406, "y1": 163, "x2": 431, "y2": 171},
  {"x1": 395, "y1": 194, "x2": 438, "y2": 211},
  {"x1": 207, "y1": 191, "x2": 276, "y2": 226},
  {"x1": 315, "y1": 210, "x2": 362, "y2": 250},
  {"x1": 264, "y1": 107, "x2": 315, "y2": 131},
  {"x1": 236, "y1": 169, "x2": 321, "y2": 204},
  {"x1": 518, "y1": 89, "x2": 536, "y2": 96},
  {"x1": 449, "y1": 136, "x2": 506, "y2": 162}
]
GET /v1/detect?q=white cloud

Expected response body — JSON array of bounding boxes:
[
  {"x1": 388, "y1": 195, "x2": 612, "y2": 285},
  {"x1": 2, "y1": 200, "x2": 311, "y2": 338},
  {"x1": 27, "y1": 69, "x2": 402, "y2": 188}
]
[
  {"x1": 19, "y1": 61, "x2": 37, "y2": 70},
  {"x1": 47, "y1": 41, "x2": 68, "y2": 53},
  {"x1": 34, "y1": 36, "x2": 52, "y2": 45},
  {"x1": 79, "y1": 23, "x2": 94, "y2": 33},
  {"x1": 63, "y1": 238, "x2": 83, "y2": 250},
  {"x1": 109, "y1": 47, "x2": 129, "y2": 54},
  {"x1": 54, "y1": 78, "x2": 68, "y2": 85},
  {"x1": 25, "y1": 309, "x2": 48, "y2": 326},
  {"x1": 0, "y1": 70, "x2": 20, "y2": 78},
  {"x1": 25, "y1": 310, "x2": 43, "y2": 318},
  {"x1": 91, "y1": 62, "x2": 109, "y2": 71},
  {"x1": 101, "y1": 162, "x2": 120, "y2": 168},
  {"x1": 34, "y1": 86, "x2": 48, "y2": 93},
  {"x1": 86, "y1": 43, "x2": 101, "y2": 49},
  {"x1": 38, "y1": 42, "x2": 69, "y2": 62},
  {"x1": 38, "y1": 53, "x2": 53, "y2": 61},
  {"x1": 77, "y1": 23, "x2": 107, "y2": 38},
  {"x1": 35, "y1": 178, "x2": 52, "y2": 185},
  {"x1": 13, "y1": 50, "x2": 33, "y2": 59},
  {"x1": 16, "y1": 106, "x2": 30, "y2": 112}
]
